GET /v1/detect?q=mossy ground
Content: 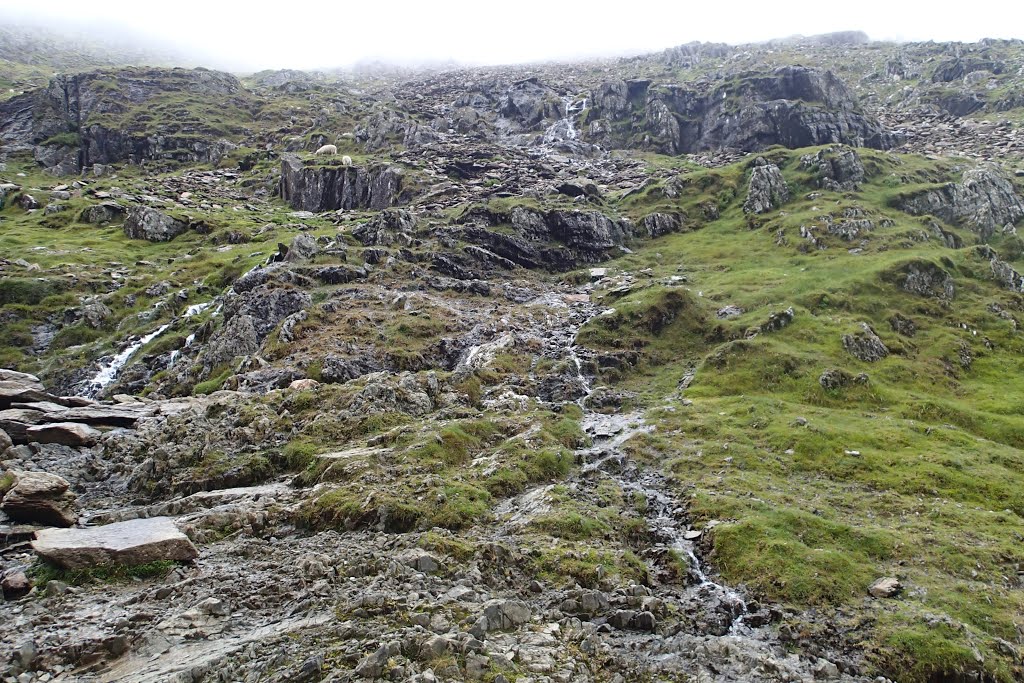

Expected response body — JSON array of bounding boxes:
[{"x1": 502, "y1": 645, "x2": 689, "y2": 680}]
[
  {"x1": 3, "y1": 134, "x2": 1024, "y2": 680},
  {"x1": 575, "y1": 147, "x2": 1024, "y2": 681}
]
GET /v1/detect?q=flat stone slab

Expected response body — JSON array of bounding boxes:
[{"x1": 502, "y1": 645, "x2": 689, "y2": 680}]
[
  {"x1": 24, "y1": 422, "x2": 102, "y2": 446},
  {"x1": 33, "y1": 517, "x2": 198, "y2": 569}
]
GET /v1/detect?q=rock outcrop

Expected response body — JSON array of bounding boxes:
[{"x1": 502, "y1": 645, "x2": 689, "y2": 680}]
[
  {"x1": 842, "y1": 323, "x2": 890, "y2": 362},
  {"x1": 800, "y1": 146, "x2": 866, "y2": 190},
  {"x1": 279, "y1": 156, "x2": 403, "y2": 212},
  {"x1": 889, "y1": 260, "x2": 956, "y2": 300},
  {"x1": 743, "y1": 159, "x2": 790, "y2": 214},
  {"x1": 588, "y1": 66, "x2": 896, "y2": 154},
  {"x1": 897, "y1": 165, "x2": 1024, "y2": 238},
  {"x1": 458, "y1": 205, "x2": 636, "y2": 270},
  {"x1": 0, "y1": 67, "x2": 245, "y2": 175}
]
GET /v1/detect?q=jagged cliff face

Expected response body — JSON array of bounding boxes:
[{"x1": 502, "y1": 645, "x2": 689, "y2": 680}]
[
  {"x1": 1, "y1": 30, "x2": 1024, "y2": 683},
  {"x1": 0, "y1": 67, "x2": 246, "y2": 174}
]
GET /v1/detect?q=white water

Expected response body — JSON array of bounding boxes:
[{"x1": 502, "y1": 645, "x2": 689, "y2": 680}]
[
  {"x1": 85, "y1": 324, "x2": 171, "y2": 397},
  {"x1": 566, "y1": 306, "x2": 750, "y2": 633},
  {"x1": 87, "y1": 300, "x2": 218, "y2": 395},
  {"x1": 169, "y1": 301, "x2": 219, "y2": 366},
  {"x1": 458, "y1": 332, "x2": 515, "y2": 371},
  {"x1": 542, "y1": 95, "x2": 587, "y2": 145}
]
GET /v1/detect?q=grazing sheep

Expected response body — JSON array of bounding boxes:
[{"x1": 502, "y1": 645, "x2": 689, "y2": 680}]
[
  {"x1": 315, "y1": 144, "x2": 337, "y2": 155},
  {"x1": 341, "y1": 155, "x2": 352, "y2": 167}
]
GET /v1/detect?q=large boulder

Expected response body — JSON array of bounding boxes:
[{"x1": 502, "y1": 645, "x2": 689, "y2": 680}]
[
  {"x1": 80, "y1": 202, "x2": 126, "y2": 225},
  {"x1": 743, "y1": 159, "x2": 790, "y2": 214},
  {"x1": 800, "y1": 146, "x2": 866, "y2": 190},
  {"x1": 897, "y1": 165, "x2": 1024, "y2": 239},
  {"x1": 842, "y1": 323, "x2": 890, "y2": 362},
  {"x1": 498, "y1": 78, "x2": 564, "y2": 129},
  {"x1": 279, "y1": 156, "x2": 403, "y2": 212},
  {"x1": 890, "y1": 260, "x2": 956, "y2": 301},
  {"x1": 0, "y1": 370, "x2": 50, "y2": 408},
  {"x1": 24, "y1": 422, "x2": 101, "y2": 447},
  {"x1": 32, "y1": 516, "x2": 198, "y2": 569},
  {"x1": 1, "y1": 471, "x2": 78, "y2": 527},
  {"x1": 123, "y1": 206, "x2": 189, "y2": 242}
]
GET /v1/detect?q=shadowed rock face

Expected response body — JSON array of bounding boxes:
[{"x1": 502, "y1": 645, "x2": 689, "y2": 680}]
[
  {"x1": 589, "y1": 66, "x2": 897, "y2": 154},
  {"x1": 897, "y1": 165, "x2": 1024, "y2": 239},
  {"x1": 456, "y1": 205, "x2": 639, "y2": 271},
  {"x1": 0, "y1": 67, "x2": 244, "y2": 175},
  {"x1": 279, "y1": 156, "x2": 403, "y2": 212}
]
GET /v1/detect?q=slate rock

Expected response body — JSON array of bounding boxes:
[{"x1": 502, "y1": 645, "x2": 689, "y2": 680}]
[
  {"x1": 32, "y1": 516, "x2": 198, "y2": 569},
  {"x1": 123, "y1": 206, "x2": 189, "y2": 242},
  {"x1": 1, "y1": 471, "x2": 77, "y2": 527}
]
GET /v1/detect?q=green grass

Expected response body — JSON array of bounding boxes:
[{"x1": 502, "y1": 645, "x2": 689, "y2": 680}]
[
  {"x1": 575, "y1": 146, "x2": 1024, "y2": 681},
  {"x1": 29, "y1": 559, "x2": 179, "y2": 586}
]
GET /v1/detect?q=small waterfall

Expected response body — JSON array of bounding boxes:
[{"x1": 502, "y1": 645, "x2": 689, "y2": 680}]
[
  {"x1": 543, "y1": 95, "x2": 587, "y2": 145},
  {"x1": 169, "y1": 301, "x2": 218, "y2": 367},
  {"x1": 87, "y1": 300, "x2": 218, "y2": 395},
  {"x1": 85, "y1": 324, "x2": 171, "y2": 397}
]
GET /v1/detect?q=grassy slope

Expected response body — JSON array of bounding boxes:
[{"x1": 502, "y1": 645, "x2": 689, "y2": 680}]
[
  {"x1": 2, "y1": 139, "x2": 1023, "y2": 679},
  {"x1": 580, "y1": 147, "x2": 1024, "y2": 681}
]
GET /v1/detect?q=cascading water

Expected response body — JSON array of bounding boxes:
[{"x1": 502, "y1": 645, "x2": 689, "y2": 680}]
[
  {"x1": 565, "y1": 306, "x2": 751, "y2": 633},
  {"x1": 543, "y1": 95, "x2": 587, "y2": 145},
  {"x1": 85, "y1": 301, "x2": 219, "y2": 396},
  {"x1": 168, "y1": 301, "x2": 218, "y2": 367},
  {"x1": 84, "y1": 324, "x2": 171, "y2": 397}
]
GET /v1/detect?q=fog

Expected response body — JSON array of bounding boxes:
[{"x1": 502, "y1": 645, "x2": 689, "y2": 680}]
[{"x1": 2, "y1": 0, "x2": 1023, "y2": 72}]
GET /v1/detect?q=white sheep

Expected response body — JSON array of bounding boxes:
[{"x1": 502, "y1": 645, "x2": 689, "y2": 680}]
[
  {"x1": 314, "y1": 144, "x2": 337, "y2": 155},
  {"x1": 341, "y1": 155, "x2": 352, "y2": 167}
]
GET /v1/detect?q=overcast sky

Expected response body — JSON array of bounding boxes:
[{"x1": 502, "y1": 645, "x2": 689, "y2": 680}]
[{"x1": 2, "y1": 0, "x2": 1023, "y2": 71}]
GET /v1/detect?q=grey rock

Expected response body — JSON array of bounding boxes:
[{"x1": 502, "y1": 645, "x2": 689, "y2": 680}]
[
  {"x1": 123, "y1": 206, "x2": 189, "y2": 242},
  {"x1": 23, "y1": 422, "x2": 101, "y2": 447},
  {"x1": 898, "y1": 165, "x2": 1024, "y2": 239},
  {"x1": 1, "y1": 471, "x2": 77, "y2": 527},
  {"x1": 842, "y1": 323, "x2": 889, "y2": 362},
  {"x1": 743, "y1": 159, "x2": 790, "y2": 214},
  {"x1": 819, "y1": 368, "x2": 869, "y2": 390},
  {"x1": 758, "y1": 307, "x2": 795, "y2": 334},
  {"x1": 893, "y1": 261, "x2": 955, "y2": 300},
  {"x1": 591, "y1": 65, "x2": 895, "y2": 155},
  {"x1": 640, "y1": 212, "x2": 683, "y2": 237},
  {"x1": 498, "y1": 78, "x2": 563, "y2": 128},
  {"x1": 1, "y1": 570, "x2": 30, "y2": 601},
  {"x1": 888, "y1": 313, "x2": 916, "y2": 337},
  {"x1": 800, "y1": 146, "x2": 866, "y2": 190},
  {"x1": 0, "y1": 427, "x2": 11, "y2": 452},
  {"x1": 482, "y1": 599, "x2": 531, "y2": 631},
  {"x1": 80, "y1": 300, "x2": 113, "y2": 329},
  {"x1": 868, "y1": 576, "x2": 901, "y2": 598},
  {"x1": 80, "y1": 202, "x2": 125, "y2": 224},
  {"x1": 32, "y1": 516, "x2": 198, "y2": 569},
  {"x1": 283, "y1": 233, "x2": 319, "y2": 262},
  {"x1": 280, "y1": 155, "x2": 402, "y2": 212},
  {"x1": 16, "y1": 193, "x2": 40, "y2": 210},
  {"x1": 352, "y1": 208, "x2": 417, "y2": 246}
]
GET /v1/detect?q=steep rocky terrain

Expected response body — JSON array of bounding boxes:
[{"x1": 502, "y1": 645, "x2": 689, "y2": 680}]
[{"x1": 1, "y1": 30, "x2": 1024, "y2": 683}]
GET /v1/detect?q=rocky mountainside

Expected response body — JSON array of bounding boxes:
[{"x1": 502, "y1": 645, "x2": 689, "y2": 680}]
[{"x1": 1, "y1": 30, "x2": 1024, "y2": 683}]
